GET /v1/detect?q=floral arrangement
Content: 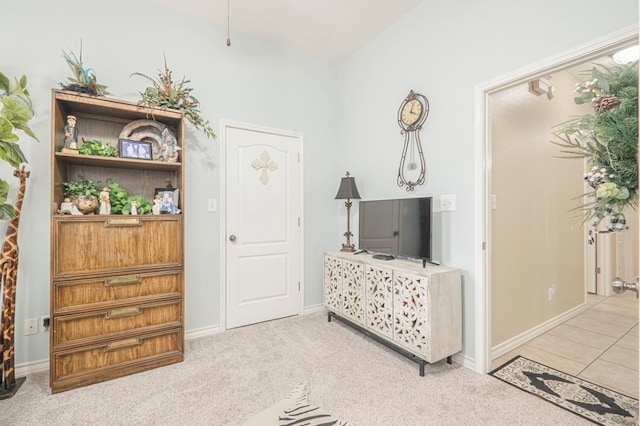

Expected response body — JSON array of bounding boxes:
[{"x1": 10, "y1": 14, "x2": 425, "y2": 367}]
[
  {"x1": 551, "y1": 61, "x2": 638, "y2": 230},
  {"x1": 60, "y1": 44, "x2": 109, "y2": 97},
  {"x1": 131, "y1": 57, "x2": 216, "y2": 140}
]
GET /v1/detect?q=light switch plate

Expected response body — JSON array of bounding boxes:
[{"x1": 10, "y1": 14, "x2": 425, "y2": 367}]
[
  {"x1": 207, "y1": 199, "x2": 217, "y2": 212},
  {"x1": 440, "y1": 194, "x2": 456, "y2": 212}
]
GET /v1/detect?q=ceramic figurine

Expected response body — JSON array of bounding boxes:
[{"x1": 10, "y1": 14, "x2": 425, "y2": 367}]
[
  {"x1": 99, "y1": 187, "x2": 111, "y2": 215},
  {"x1": 152, "y1": 195, "x2": 162, "y2": 215},
  {"x1": 63, "y1": 115, "x2": 79, "y2": 150},
  {"x1": 59, "y1": 198, "x2": 74, "y2": 215},
  {"x1": 131, "y1": 200, "x2": 138, "y2": 215}
]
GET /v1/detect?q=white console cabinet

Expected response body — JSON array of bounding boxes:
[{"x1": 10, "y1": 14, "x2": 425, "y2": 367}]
[{"x1": 323, "y1": 251, "x2": 462, "y2": 373}]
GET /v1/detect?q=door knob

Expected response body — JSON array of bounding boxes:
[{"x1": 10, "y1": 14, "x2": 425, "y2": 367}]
[
  {"x1": 612, "y1": 277, "x2": 639, "y2": 299},
  {"x1": 229, "y1": 234, "x2": 237, "y2": 242}
]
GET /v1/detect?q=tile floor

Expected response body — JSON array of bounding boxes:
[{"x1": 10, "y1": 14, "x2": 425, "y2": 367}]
[{"x1": 492, "y1": 291, "x2": 639, "y2": 398}]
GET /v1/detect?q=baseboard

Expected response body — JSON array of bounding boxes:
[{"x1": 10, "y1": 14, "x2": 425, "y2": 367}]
[
  {"x1": 16, "y1": 359, "x2": 49, "y2": 378},
  {"x1": 303, "y1": 303, "x2": 326, "y2": 315},
  {"x1": 452, "y1": 352, "x2": 475, "y2": 371},
  {"x1": 184, "y1": 324, "x2": 221, "y2": 341},
  {"x1": 491, "y1": 303, "x2": 587, "y2": 359}
]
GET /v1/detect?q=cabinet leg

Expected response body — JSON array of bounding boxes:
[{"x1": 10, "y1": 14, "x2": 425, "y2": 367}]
[
  {"x1": 327, "y1": 312, "x2": 333, "y2": 322},
  {"x1": 419, "y1": 361, "x2": 426, "y2": 377},
  {"x1": 447, "y1": 356, "x2": 452, "y2": 365}
]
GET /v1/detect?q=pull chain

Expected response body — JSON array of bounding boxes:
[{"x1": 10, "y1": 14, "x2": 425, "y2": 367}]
[{"x1": 226, "y1": 0, "x2": 231, "y2": 46}]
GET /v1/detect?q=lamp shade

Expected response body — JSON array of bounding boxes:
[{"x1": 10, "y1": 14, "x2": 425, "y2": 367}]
[{"x1": 335, "y1": 172, "x2": 361, "y2": 200}]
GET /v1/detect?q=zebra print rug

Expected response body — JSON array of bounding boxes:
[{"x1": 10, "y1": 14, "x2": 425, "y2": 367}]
[
  {"x1": 490, "y1": 356, "x2": 638, "y2": 426},
  {"x1": 242, "y1": 381, "x2": 350, "y2": 426}
]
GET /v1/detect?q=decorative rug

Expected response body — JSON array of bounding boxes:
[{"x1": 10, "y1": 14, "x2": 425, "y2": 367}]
[
  {"x1": 490, "y1": 356, "x2": 638, "y2": 426},
  {"x1": 242, "y1": 381, "x2": 350, "y2": 426}
]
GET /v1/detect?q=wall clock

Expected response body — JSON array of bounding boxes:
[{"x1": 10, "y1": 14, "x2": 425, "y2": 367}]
[{"x1": 397, "y1": 90, "x2": 429, "y2": 191}]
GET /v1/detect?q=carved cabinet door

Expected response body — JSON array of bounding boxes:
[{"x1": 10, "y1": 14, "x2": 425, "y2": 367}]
[
  {"x1": 392, "y1": 272, "x2": 430, "y2": 356},
  {"x1": 365, "y1": 265, "x2": 394, "y2": 339}
]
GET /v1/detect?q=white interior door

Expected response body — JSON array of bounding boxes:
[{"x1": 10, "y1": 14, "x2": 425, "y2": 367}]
[{"x1": 224, "y1": 123, "x2": 302, "y2": 329}]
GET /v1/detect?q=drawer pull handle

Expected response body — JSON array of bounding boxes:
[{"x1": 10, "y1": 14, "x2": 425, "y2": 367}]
[
  {"x1": 106, "y1": 307, "x2": 141, "y2": 319},
  {"x1": 106, "y1": 275, "x2": 141, "y2": 286},
  {"x1": 106, "y1": 218, "x2": 141, "y2": 227},
  {"x1": 105, "y1": 338, "x2": 140, "y2": 351}
]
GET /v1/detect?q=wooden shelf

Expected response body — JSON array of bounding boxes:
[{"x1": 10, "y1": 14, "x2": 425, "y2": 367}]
[{"x1": 54, "y1": 152, "x2": 181, "y2": 171}]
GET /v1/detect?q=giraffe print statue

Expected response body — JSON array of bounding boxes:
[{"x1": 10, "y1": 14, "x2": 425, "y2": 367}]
[{"x1": 0, "y1": 166, "x2": 30, "y2": 398}]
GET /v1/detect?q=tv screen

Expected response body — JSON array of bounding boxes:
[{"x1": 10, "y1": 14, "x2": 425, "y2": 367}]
[{"x1": 358, "y1": 197, "x2": 435, "y2": 262}]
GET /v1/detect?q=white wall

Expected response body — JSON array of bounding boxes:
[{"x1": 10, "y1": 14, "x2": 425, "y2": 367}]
[
  {"x1": 337, "y1": 0, "x2": 638, "y2": 358},
  {"x1": 4, "y1": 0, "x2": 340, "y2": 366}
]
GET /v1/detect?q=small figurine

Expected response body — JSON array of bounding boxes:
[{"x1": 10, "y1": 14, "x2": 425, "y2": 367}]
[
  {"x1": 160, "y1": 128, "x2": 179, "y2": 162},
  {"x1": 63, "y1": 115, "x2": 79, "y2": 150},
  {"x1": 76, "y1": 197, "x2": 97, "y2": 214},
  {"x1": 70, "y1": 204, "x2": 82, "y2": 215},
  {"x1": 59, "y1": 198, "x2": 74, "y2": 215},
  {"x1": 131, "y1": 200, "x2": 138, "y2": 215},
  {"x1": 152, "y1": 195, "x2": 162, "y2": 215},
  {"x1": 99, "y1": 187, "x2": 111, "y2": 215}
]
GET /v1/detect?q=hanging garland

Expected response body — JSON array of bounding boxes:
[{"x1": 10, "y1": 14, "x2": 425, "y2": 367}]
[{"x1": 551, "y1": 61, "x2": 638, "y2": 235}]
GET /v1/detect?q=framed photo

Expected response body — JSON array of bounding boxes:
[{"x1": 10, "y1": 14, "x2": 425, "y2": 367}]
[
  {"x1": 119, "y1": 138, "x2": 153, "y2": 160},
  {"x1": 154, "y1": 187, "x2": 180, "y2": 214}
]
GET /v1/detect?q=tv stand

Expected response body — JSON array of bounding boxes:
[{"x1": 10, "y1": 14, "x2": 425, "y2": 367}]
[{"x1": 323, "y1": 251, "x2": 462, "y2": 375}]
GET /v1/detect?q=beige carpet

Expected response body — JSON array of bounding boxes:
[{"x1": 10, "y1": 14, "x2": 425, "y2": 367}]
[{"x1": 4, "y1": 311, "x2": 596, "y2": 425}]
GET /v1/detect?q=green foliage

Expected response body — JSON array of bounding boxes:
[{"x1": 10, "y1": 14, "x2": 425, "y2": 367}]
[
  {"x1": 78, "y1": 139, "x2": 117, "y2": 157},
  {"x1": 131, "y1": 56, "x2": 216, "y2": 140},
  {"x1": 551, "y1": 61, "x2": 638, "y2": 225},
  {"x1": 105, "y1": 178, "x2": 151, "y2": 215},
  {"x1": 121, "y1": 194, "x2": 152, "y2": 215},
  {"x1": 105, "y1": 178, "x2": 129, "y2": 214},
  {"x1": 0, "y1": 71, "x2": 39, "y2": 219},
  {"x1": 62, "y1": 175, "x2": 101, "y2": 199}
]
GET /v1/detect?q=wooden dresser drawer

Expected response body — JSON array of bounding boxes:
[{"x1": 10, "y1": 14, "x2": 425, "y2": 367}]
[
  {"x1": 51, "y1": 328, "x2": 183, "y2": 391},
  {"x1": 53, "y1": 270, "x2": 182, "y2": 313},
  {"x1": 53, "y1": 215, "x2": 183, "y2": 277},
  {"x1": 53, "y1": 299, "x2": 182, "y2": 347}
]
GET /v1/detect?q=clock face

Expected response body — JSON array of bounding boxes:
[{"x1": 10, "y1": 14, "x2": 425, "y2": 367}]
[{"x1": 401, "y1": 99, "x2": 423, "y2": 126}]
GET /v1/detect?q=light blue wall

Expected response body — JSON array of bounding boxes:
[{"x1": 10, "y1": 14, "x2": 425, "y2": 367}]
[
  {"x1": 337, "y1": 0, "x2": 638, "y2": 358},
  {"x1": 4, "y1": 0, "x2": 638, "y2": 368},
  {"x1": 5, "y1": 0, "x2": 340, "y2": 366}
]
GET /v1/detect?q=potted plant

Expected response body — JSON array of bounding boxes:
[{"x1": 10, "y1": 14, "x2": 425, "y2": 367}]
[{"x1": 62, "y1": 175, "x2": 100, "y2": 214}]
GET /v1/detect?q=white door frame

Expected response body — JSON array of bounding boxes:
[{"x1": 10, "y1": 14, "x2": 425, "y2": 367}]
[
  {"x1": 473, "y1": 26, "x2": 638, "y2": 374},
  {"x1": 219, "y1": 119, "x2": 304, "y2": 332}
]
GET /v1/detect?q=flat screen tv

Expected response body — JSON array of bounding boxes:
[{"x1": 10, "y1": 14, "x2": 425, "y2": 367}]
[{"x1": 357, "y1": 197, "x2": 439, "y2": 265}]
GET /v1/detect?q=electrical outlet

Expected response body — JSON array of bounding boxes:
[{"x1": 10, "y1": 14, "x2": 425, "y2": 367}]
[
  {"x1": 440, "y1": 194, "x2": 456, "y2": 212},
  {"x1": 41, "y1": 316, "x2": 50, "y2": 332},
  {"x1": 25, "y1": 318, "x2": 37, "y2": 335}
]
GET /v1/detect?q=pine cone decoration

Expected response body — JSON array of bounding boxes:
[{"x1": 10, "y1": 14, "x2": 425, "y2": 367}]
[{"x1": 593, "y1": 95, "x2": 619, "y2": 113}]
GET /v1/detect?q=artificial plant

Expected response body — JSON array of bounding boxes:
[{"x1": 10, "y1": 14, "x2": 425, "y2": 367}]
[
  {"x1": 60, "y1": 42, "x2": 109, "y2": 97},
  {"x1": 0, "y1": 72, "x2": 39, "y2": 218},
  {"x1": 551, "y1": 61, "x2": 638, "y2": 228},
  {"x1": 131, "y1": 57, "x2": 216, "y2": 139}
]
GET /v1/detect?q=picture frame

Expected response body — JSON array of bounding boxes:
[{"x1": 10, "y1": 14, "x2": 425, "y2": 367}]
[
  {"x1": 154, "y1": 187, "x2": 180, "y2": 214},
  {"x1": 118, "y1": 138, "x2": 153, "y2": 160}
]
